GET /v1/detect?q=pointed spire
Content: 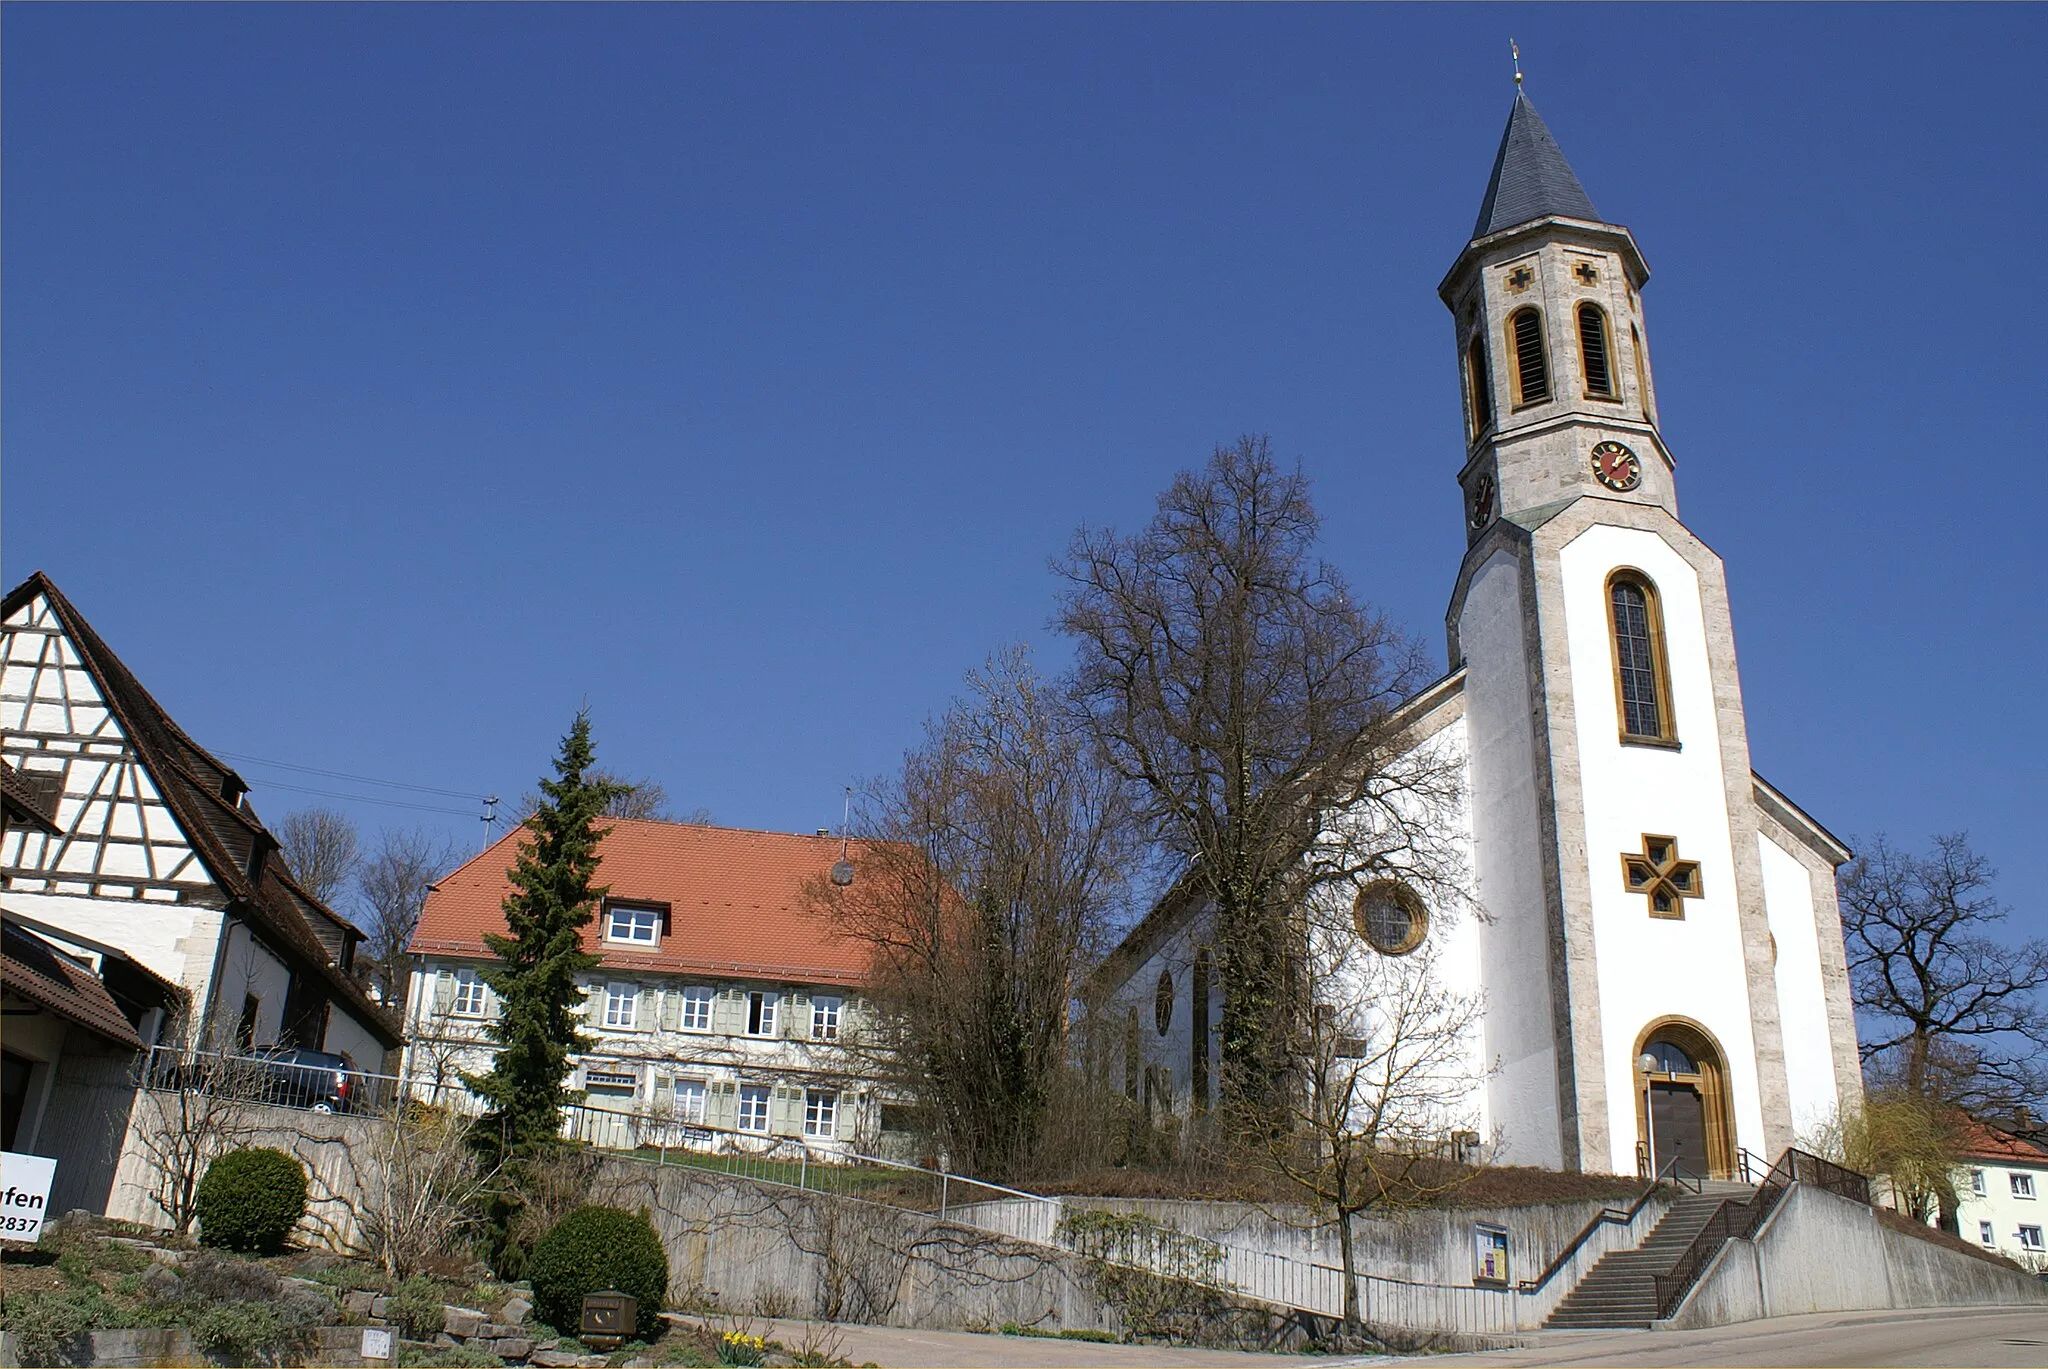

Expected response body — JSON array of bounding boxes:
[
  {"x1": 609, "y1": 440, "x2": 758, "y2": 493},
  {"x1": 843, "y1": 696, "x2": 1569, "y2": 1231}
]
[{"x1": 1471, "y1": 90, "x2": 1600, "y2": 240}]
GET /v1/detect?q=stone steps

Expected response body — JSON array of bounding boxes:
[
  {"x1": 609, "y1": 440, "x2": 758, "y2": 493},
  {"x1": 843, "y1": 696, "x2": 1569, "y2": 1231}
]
[{"x1": 1544, "y1": 1192, "x2": 1753, "y2": 1330}]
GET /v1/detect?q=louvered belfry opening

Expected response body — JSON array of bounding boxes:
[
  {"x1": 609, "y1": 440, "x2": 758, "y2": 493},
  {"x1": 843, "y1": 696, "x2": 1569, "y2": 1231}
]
[
  {"x1": 1466, "y1": 337, "x2": 1494, "y2": 436},
  {"x1": 1509, "y1": 307, "x2": 1549, "y2": 404},
  {"x1": 1579, "y1": 303, "x2": 1614, "y2": 398}
]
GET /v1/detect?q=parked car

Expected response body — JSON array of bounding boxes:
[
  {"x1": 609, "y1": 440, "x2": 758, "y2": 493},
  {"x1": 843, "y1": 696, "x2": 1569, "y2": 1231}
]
[{"x1": 246, "y1": 1045, "x2": 361, "y2": 1113}]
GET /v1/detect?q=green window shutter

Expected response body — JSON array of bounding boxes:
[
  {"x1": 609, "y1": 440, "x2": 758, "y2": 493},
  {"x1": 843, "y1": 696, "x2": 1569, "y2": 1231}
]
[
  {"x1": 713, "y1": 988, "x2": 745, "y2": 1035},
  {"x1": 769, "y1": 1085, "x2": 802, "y2": 1137},
  {"x1": 708, "y1": 1080, "x2": 738, "y2": 1130},
  {"x1": 433, "y1": 970, "x2": 454, "y2": 1014},
  {"x1": 835, "y1": 1091, "x2": 853, "y2": 1141},
  {"x1": 484, "y1": 984, "x2": 502, "y2": 1020},
  {"x1": 660, "y1": 990, "x2": 681, "y2": 1031},
  {"x1": 787, "y1": 992, "x2": 811, "y2": 1040}
]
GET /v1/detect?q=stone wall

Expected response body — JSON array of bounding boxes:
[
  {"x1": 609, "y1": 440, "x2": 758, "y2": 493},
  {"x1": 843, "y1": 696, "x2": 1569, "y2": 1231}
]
[{"x1": 1662, "y1": 1184, "x2": 2048, "y2": 1329}]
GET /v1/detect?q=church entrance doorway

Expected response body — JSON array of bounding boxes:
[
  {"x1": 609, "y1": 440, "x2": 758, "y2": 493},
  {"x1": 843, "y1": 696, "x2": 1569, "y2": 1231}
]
[{"x1": 1634, "y1": 1019, "x2": 1736, "y2": 1181}]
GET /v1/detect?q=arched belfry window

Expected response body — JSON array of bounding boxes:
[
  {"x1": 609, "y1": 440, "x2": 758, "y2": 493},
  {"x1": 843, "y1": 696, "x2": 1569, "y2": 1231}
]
[
  {"x1": 1578, "y1": 303, "x2": 1615, "y2": 399},
  {"x1": 1608, "y1": 571, "x2": 1675, "y2": 743},
  {"x1": 1632, "y1": 323, "x2": 1655, "y2": 419},
  {"x1": 1507, "y1": 307, "x2": 1550, "y2": 406},
  {"x1": 1465, "y1": 337, "x2": 1494, "y2": 438}
]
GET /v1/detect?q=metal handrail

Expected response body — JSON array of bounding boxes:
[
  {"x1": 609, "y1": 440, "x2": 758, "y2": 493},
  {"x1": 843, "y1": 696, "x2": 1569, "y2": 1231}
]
[
  {"x1": 1515, "y1": 1155, "x2": 1687, "y2": 1294},
  {"x1": 1651, "y1": 1146, "x2": 1872, "y2": 1316}
]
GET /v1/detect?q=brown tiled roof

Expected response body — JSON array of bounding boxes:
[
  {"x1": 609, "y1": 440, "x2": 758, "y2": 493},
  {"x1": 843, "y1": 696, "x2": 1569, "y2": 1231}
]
[
  {"x1": 412, "y1": 819, "x2": 876, "y2": 986},
  {"x1": 1953, "y1": 1115, "x2": 2048, "y2": 1165},
  {"x1": 1, "y1": 571, "x2": 401, "y2": 1048},
  {"x1": 2, "y1": 919, "x2": 142, "y2": 1049}
]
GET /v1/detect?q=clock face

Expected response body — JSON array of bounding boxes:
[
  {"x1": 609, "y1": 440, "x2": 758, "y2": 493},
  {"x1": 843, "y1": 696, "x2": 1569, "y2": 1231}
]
[
  {"x1": 1469, "y1": 475, "x2": 1495, "y2": 529},
  {"x1": 1591, "y1": 440, "x2": 1643, "y2": 492}
]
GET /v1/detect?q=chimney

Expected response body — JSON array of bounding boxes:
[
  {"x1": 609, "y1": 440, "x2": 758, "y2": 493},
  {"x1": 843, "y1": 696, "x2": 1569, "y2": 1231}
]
[
  {"x1": 816, "y1": 828, "x2": 831, "y2": 837},
  {"x1": 2017, "y1": 1105, "x2": 2034, "y2": 1132}
]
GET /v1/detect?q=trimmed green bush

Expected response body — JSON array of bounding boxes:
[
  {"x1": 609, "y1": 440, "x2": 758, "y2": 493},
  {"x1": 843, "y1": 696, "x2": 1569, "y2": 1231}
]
[
  {"x1": 526, "y1": 1206, "x2": 667, "y2": 1341},
  {"x1": 193, "y1": 1146, "x2": 309, "y2": 1254}
]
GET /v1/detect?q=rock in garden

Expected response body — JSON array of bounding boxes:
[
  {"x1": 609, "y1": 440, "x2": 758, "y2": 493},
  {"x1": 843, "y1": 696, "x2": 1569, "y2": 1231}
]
[
  {"x1": 344, "y1": 1291, "x2": 377, "y2": 1316},
  {"x1": 442, "y1": 1308, "x2": 484, "y2": 1339},
  {"x1": 490, "y1": 1337, "x2": 534, "y2": 1359},
  {"x1": 528, "y1": 1352, "x2": 579, "y2": 1368},
  {"x1": 499, "y1": 1297, "x2": 534, "y2": 1326}
]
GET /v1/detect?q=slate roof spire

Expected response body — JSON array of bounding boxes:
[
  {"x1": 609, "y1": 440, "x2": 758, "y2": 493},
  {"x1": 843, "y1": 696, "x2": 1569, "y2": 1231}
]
[{"x1": 1471, "y1": 90, "x2": 1600, "y2": 240}]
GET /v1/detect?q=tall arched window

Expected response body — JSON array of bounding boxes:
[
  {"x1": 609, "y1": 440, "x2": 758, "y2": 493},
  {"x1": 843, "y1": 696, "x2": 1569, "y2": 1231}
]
[
  {"x1": 1465, "y1": 336, "x2": 1494, "y2": 438},
  {"x1": 1508, "y1": 307, "x2": 1550, "y2": 405},
  {"x1": 1578, "y1": 303, "x2": 1615, "y2": 399},
  {"x1": 1608, "y1": 571, "x2": 1675, "y2": 743},
  {"x1": 1632, "y1": 323, "x2": 1655, "y2": 419}
]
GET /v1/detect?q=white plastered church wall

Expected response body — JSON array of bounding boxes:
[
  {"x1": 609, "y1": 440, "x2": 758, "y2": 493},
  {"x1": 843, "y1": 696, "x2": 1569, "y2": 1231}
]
[
  {"x1": 1556, "y1": 522, "x2": 1768, "y2": 1174},
  {"x1": 1756, "y1": 832, "x2": 1839, "y2": 1139},
  {"x1": 1460, "y1": 550, "x2": 1566, "y2": 1168},
  {"x1": 1311, "y1": 710, "x2": 1491, "y2": 1143}
]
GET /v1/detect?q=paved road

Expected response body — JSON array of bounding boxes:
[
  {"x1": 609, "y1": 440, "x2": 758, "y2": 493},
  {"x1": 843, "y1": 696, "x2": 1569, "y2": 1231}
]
[
  {"x1": 673, "y1": 1305, "x2": 2048, "y2": 1367},
  {"x1": 1369, "y1": 1306, "x2": 2048, "y2": 1369}
]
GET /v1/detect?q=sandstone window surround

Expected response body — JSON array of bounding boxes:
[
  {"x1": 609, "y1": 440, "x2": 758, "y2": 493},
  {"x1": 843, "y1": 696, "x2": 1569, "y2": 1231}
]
[
  {"x1": 746, "y1": 990, "x2": 779, "y2": 1037},
  {"x1": 603, "y1": 982, "x2": 640, "y2": 1030},
  {"x1": 804, "y1": 1089, "x2": 837, "y2": 1138},
  {"x1": 737, "y1": 1085, "x2": 771, "y2": 1132},
  {"x1": 810, "y1": 995, "x2": 841, "y2": 1040}
]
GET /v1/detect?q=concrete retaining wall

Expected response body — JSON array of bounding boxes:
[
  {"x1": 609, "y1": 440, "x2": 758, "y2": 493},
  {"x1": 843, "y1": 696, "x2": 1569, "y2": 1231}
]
[{"x1": 1662, "y1": 1184, "x2": 2048, "y2": 1330}]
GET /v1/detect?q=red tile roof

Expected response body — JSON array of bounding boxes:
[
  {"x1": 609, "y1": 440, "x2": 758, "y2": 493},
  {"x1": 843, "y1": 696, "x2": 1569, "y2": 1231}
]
[
  {"x1": 410, "y1": 819, "x2": 876, "y2": 987},
  {"x1": 2, "y1": 919, "x2": 143, "y2": 1049},
  {"x1": 1953, "y1": 1115, "x2": 2048, "y2": 1165}
]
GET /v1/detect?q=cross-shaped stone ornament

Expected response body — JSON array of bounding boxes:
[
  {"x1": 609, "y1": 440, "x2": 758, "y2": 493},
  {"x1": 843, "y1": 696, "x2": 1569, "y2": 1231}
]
[
  {"x1": 1622, "y1": 834, "x2": 1703, "y2": 919},
  {"x1": 1506, "y1": 266, "x2": 1535, "y2": 292},
  {"x1": 1573, "y1": 261, "x2": 1601, "y2": 286}
]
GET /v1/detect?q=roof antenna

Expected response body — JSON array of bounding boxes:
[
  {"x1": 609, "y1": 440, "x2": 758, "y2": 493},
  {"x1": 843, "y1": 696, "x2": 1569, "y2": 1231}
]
[
  {"x1": 829, "y1": 785, "x2": 855, "y2": 886},
  {"x1": 1510, "y1": 38, "x2": 1523, "y2": 88},
  {"x1": 480, "y1": 794, "x2": 500, "y2": 844}
]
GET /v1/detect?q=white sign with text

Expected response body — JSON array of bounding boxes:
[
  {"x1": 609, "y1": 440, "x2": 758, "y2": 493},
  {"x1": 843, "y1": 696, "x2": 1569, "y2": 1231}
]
[{"x1": 1, "y1": 1151, "x2": 58, "y2": 1243}]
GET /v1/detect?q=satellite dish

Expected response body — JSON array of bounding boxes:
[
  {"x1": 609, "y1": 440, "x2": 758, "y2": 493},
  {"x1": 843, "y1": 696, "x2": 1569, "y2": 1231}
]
[{"x1": 830, "y1": 860, "x2": 855, "y2": 887}]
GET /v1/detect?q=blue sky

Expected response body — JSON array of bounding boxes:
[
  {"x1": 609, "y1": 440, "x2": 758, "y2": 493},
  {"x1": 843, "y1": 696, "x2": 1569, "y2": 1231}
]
[{"x1": 5, "y1": 5, "x2": 2043, "y2": 941}]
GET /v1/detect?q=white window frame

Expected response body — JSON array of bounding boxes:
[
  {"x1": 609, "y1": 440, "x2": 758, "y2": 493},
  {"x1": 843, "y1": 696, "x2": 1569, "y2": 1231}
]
[
  {"x1": 2012, "y1": 1172, "x2": 2036, "y2": 1200},
  {"x1": 604, "y1": 982, "x2": 640, "y2": 1030},
  {"x1": 737, "y1": 1085, "x2": 771, "y2": 1133},
  {"x1": 450, "y1": 968, "x2": 487, "y2": 1018},
  {"x1": 605, "y1": 905, "x2": 662, "y2": 946},
  {"x1": 585, "y1": 1069, "x2": 638, "y2": 1097},
  {"x1": 679, "y1": 986, "x2": 714, "y2": 1032},
  {"x1": 804, "y1": 1089, "x2": 837, "y2": 1139},
  {"x1": 1972, "y1": 1168, "x2": 1988, "y2": 1197},
  {"x1": 811, "y1": 996, "x2": 842, "y2": 1041},
  {"x1": 2019, "y1": 1224, "x2": 2045, "y2": 1252},
  {"x1": 1980, "y1": 1220, "x2": 1997, "y2": 1246},
  {"x1": 746, "y1": 991, "x2": 780, "y2": 1037},
  {"x1": 671, "y1": 1078, "x2": 707, "y2": 1123}
]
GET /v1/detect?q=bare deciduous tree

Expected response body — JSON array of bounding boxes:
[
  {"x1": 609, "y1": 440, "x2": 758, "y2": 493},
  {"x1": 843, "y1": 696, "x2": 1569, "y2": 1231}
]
[
  {"x1": 277, "y1": 807, "x2": 362, "y2": 908},
  {"x1": 346, "y1": 1103, "x2": 497, "y2": 1277},
  {"x1": 1056, "y1": 436, "x2": 1437, "y2": 1110},
  {"x1": 818, "y1": 647, "x2": 1134, "y2": 1180},
  {"x1": 128, "y1": 1046, "x2": 270, "y2": 1234},
  {"x1": 1844, "y1": 833, "x2": 2047, "y2": 1114},
  {"x1": 360, "y1": 827, "x2": 463, "y2": 1011},
  {"x1": 1237, "y1": 892, "x2": 1488, "y2": 1338}
]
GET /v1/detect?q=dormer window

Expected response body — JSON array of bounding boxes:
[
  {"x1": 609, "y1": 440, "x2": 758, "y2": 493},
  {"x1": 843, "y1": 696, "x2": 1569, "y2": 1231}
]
[
  {"x1": 1508, "y1": 307, "x2": 1550, "y2": 406},
  {"x1": 1578, "y1": 303, "x2": 1615, "y2": 399},
  {"x1": 604, "y1": 904, "x2": 663, "y2": 946}
]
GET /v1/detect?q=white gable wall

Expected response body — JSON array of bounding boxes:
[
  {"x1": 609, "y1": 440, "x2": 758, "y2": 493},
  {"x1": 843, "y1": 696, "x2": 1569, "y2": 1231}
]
[
  {"x1": 1557, "y1": 524, "x2": 1768, "y2": 1174},
  {"x1": 1460, "y1": 549, "x2": 1566, "y2": 1167},
  {"x1": 1757, "y1": 832, "x2": 1839, "y2": 1139}
]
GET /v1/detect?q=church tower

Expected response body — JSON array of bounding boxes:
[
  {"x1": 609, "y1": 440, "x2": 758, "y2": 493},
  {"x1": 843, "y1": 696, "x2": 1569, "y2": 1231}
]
[{"x1": 1440, "y1": 91, "x2": 1861, "y2": 1176}]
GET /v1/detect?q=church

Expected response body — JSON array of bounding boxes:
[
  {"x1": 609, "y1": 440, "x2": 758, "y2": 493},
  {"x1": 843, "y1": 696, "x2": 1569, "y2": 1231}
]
[{"x1": 1094, "y1": 90, "x2": 1864, "y2": 1181}]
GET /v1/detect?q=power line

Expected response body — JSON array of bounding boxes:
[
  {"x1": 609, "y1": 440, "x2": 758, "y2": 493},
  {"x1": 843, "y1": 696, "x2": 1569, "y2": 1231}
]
[
  {"x1": 211, "y1": 748, "x2": 490, "y2": 802},
  {"x1": 247, "y1": 778, "x2": 482, "y2": 818}
]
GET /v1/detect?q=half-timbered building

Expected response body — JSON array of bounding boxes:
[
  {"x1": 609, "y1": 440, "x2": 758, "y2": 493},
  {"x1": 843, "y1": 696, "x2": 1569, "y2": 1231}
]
[{"x1": 0, "y1": 572, "x2": 401, "y2": 1068}]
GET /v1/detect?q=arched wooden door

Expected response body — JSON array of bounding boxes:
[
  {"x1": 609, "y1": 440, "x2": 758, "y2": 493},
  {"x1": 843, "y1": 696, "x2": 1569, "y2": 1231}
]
[{"x1": 1634, "y1": 1019, "x2": 1736, "y2": 1181}]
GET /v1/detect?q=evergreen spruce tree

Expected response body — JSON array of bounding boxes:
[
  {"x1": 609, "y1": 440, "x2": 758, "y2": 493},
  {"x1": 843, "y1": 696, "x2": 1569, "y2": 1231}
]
[{"x1": 465, "y1": 711, "x2": 612, "y2": 1258}]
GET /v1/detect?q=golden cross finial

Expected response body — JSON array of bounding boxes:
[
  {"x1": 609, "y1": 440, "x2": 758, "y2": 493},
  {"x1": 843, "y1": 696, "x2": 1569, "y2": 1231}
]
[{"x1": 1511, "y1": 38, "x2": 1523, "y2": 88}]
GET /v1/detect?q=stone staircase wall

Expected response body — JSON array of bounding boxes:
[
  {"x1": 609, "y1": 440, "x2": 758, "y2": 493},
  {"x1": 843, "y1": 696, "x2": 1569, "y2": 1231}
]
[{"x1": 1662, "y1": 1183, "x2": 2048, "y2": 1329}]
